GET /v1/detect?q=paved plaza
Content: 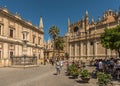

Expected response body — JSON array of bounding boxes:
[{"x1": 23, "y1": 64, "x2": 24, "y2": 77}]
[{"x1": 0, "y1": 64, "x2": 120, "y2": 86}]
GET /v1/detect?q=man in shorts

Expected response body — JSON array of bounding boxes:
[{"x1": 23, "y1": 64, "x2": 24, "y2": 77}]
[{"x1": 56, "y1": 60, "x2": 61, "y2": 75}]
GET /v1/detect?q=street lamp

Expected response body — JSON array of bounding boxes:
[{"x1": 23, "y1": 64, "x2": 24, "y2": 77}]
[
  {"x1": 43, "y1": 45, "x2": 47, "y2": 65},
  {"x1": 43, "y1": 50, "x2": 46, "y2": 65},
  {"x1": 35, "y1": 44, "x2": 38, "y2": 65}
]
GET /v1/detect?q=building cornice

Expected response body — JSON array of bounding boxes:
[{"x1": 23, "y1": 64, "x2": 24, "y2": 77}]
[
  {"x1": 89, "y1": 21, "x2": 118, "y2": 30},
  {"x1": 0, "y1": 36, "x2": 43, "y2": 49},
  {"x1": 0, "y1": 8, "x2": 44, "y2": 34}
]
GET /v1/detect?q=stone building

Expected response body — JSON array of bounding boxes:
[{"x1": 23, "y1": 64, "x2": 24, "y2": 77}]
[
  {"x1": 44, "y1": 39, "x2": 65, "y2": 61},
  {"x1": 64, "y1": 9, "x2": 120, "y2": 61},
  {"x1": 0, "y1": 7, "x2": 44, "y2": 67}
]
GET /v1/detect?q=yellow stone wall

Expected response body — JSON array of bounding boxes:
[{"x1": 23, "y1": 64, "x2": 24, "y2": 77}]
[
  {"x1": 0, "y1": 8, "x2": 44, "y2": 67},
  {"x1": 64, "y1": 9, "x2": 120, "y2": 61}
]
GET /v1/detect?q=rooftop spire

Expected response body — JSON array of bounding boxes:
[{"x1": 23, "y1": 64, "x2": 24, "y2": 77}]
[
  {"x1": 82, "y1": 16, "x2": 84, "y2": 21},
  {"x1": 119, "y1": 6, "x2": 120, "y2": 15},
  {"x1": 85, "y1": 10, "x2": 88, "y2": 17},
  {"x1": 98, "y1": 16, "x2": 101, "y2": 22},
  {"x1": 68, "y1": 17, "x2": 70, "y2": 27},
  {"x1": 92, "y1": 17, "x2": 94, "y2": 22},
  {"x1": 39, "y1": 16, "x2": 43, "y2": 29},
  {"x1": 91, "y1": 17, "x2": 94, "y2": 24},
  {"x1": 68, "y1": 17, "x2": 71, "y2": 33}
]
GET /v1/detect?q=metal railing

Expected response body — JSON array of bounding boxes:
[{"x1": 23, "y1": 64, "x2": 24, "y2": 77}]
[{"x1": 11, "y1": 55, "x2": 37, "y2": 65}]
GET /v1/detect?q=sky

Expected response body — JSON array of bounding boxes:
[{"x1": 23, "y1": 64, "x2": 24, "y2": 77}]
[{"x1": 0, "y1": 0, "x2": 120, "y2": 41}]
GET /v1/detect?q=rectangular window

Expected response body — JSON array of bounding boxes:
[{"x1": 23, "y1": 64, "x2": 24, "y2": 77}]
[
  {"x1": 33, "y1": 36, "x2": 35, "y2": 43},
  {"x1": 23, "y1": 33, "x2": 25, "y2": 40},
  {"x1": 38, "y1": 37, "x2": 41, "y2": 45},
  {"x1": 90, "y1": 41, "x2": 94, "y2": 45},
  {"x1": 0, "y1": 51, "x2": 2, "y2": 59},
  {"x1": 10, "y1": 29, "x2": 13, "y2": 38},
  {"x1": 77, "y1": 43, "x2": 80, "y2": 56},
  {"x1": 39, "y1": 54, "x2": 40, "y2": 59},
  {"x1": 71, "y1": 44, "x2": 74, "y2": 56},
  {"x1": 10, "y1": 51, "x2": 13, "y2": 59},
  {"x1": 33, "y1": 54, "x2": 35, "y2": 57},
  {"x1": 0, "y1": 25, "x2": 1, "y2": 35}
]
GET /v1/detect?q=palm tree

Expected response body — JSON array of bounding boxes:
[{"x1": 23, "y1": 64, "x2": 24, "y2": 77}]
[
  {"x1": 55, "y1": 36, "x2": 64, "y2": 60},
  {"x1": 48, "y1": 25, "x2": 60, "y2": 61}
]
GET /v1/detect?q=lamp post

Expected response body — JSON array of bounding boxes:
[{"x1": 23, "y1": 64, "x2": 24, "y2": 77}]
[
  {"x1": 35, "y1": 44, "x2": 38, "y2": 65},
  {"x1": 43, "y1": 50, "x2": 46, "y2": 65},
  {"x1": 43, "y1": 45, "x2": 47, "y2": 65}
]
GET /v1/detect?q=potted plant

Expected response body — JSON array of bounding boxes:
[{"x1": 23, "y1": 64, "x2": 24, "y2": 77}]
[
  {"x1": 80, "y1": 69, "x2": 90, "y2": 83},
  {"x1": 68, "y1": 64, "x2": 79, "y2": 78},
  {"x1": 97, "y1": 72, "x2": 112, "y2": 86}
]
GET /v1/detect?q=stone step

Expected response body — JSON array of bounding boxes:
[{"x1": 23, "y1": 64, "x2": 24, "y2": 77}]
[{"x1": 10, "y1": 65, "x2": 39, "y2": 68}]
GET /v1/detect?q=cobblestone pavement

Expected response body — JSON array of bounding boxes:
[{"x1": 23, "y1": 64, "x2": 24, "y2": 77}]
[{"x1": 0, "y1": 64, "x2": 120, "y2": 86}]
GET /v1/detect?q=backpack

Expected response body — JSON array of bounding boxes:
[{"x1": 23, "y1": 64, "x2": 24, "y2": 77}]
[{"x1": 56, "y1": 62, "x2": 60, "y2": 66}]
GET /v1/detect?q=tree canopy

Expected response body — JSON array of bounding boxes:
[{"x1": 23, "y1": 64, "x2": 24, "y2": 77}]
[
  {"x1": 101, "y1": 25, "x2": 120, "y2": 57},
  {"x1": 55, "y1": 36, "x2": 64, "y2": 51},
  {"x1": 48, "y1": 26, "x2": 60, "y2": 41}
]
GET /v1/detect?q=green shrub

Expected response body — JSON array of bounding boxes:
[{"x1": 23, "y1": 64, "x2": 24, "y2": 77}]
[
  {"x1": 97, "y1": 72, "x2": 112, "y2": 86},
  {"x1": 68, "y1": 64, "x2": 79, "y2": 77},
  {"x1": 80, "y1": 69, "x2": 90, "y2": 78}
]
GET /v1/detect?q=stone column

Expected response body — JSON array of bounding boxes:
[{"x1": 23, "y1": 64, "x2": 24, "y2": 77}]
[
  {"x1": 69, "y1": 44, "x2": 71, "y2": 57},
  {"x1": 79, "y1": 42, "x2": 80, "y2": 56},
  {"x1": 3, "y1": 43, "x2": 9, "y2": 67},
  {"x1": 80, "y1": 42, "x2": 83, "y2": 58},
  {"x1": 94, "y1": 40, "x2": 97, "y2": 59},
  {"x1": 87, "y1": 41, "x2": 90, "y2": 56},
  {"x1": 15, "y1": 45, "x2": 18, "y2": 56},
  {"x1": 75, "y1": 43, "x2": 77, "y2": 59},
  {"x1": 36, "y1": 48, "x2": 39, "y2": 65},
  {"x1": 86, "y1": 41, "x2": 90, "y2": 61},
  {"x1": 19, "y1": 45, "x2": 23, "y2": 56}
]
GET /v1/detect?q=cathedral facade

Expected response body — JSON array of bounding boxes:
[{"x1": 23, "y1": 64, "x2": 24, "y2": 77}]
[
  {"x1": 0, "y1": 7, "x2": 44, "y2": 67},
  {"x1": 65, "y1": 9, "x2": 120, "y2": 61}
]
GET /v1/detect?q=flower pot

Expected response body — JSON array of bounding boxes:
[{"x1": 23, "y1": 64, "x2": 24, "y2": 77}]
[
  {"x1": 98, "y1": 82, "x2": 113, "y2": 86},
  {"x1": 72, "y1": 75, "x2": 78, "y2": 79},
  {"x1": 81, "y1": 77, "x2": 90, "y2": 83}
]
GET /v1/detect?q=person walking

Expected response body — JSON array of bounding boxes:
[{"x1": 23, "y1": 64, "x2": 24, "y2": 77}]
[
  {"x1": 60, "y1": 60, "x2": 64, "y2": 69},
  {"x1": 98, "y1": 59, "x2": 103, "y2": 72},
  {"x1": 56, "y1": 60, "x2": 61, "y2": 75},
  {"x1": 51, "y1": 58, "x2": 54, "y2": 66}
]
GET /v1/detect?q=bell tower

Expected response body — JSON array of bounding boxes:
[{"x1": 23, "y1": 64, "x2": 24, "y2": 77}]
[{"x1": 39, "y1": 16, "x2": 44, "y2": 29}]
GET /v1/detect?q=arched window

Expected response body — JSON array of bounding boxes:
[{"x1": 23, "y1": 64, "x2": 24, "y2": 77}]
[{"x1": 74, "y1": 27, "x2": 79, "y2": 32}]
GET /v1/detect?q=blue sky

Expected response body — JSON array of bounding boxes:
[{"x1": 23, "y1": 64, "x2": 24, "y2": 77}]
[{"x1": 0, "y1": 0, "x2": 120, "y2": 41}]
